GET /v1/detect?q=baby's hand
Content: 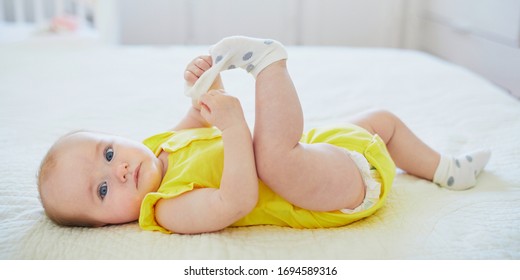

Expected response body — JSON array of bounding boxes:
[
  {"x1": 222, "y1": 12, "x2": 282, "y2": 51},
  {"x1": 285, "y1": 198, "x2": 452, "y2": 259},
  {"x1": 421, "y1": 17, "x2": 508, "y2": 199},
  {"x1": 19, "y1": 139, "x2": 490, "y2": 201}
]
[
  {"x1": 199, "y1": 90, "x2": 246, "y2": 132},
  {"x1": 184, "y1": 55, "x2": 212, "y2": 86}
]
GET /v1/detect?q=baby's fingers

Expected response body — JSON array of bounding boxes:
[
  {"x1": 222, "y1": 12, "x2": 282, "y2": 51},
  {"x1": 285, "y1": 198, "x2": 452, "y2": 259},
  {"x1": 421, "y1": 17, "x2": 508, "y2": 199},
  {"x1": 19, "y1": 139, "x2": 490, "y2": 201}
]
[
  {"x1": 184, "y1": 70, "x2": 199, "y2": 85},
  {"x1": 184, "y1": 56, "x2": 213, "y2": 85},
  {"x1": 199, "y1": 90, "x2": 225, "y2": 114},
  {"x1": 199, "y1": 90, "x2": 223, "y2": 107},
  {"x1": 198, "y1": 93, "x2": 215, "y2": 123},
  {"x1": 195, "y1": 55, "x2": 212, "y2": 70}
]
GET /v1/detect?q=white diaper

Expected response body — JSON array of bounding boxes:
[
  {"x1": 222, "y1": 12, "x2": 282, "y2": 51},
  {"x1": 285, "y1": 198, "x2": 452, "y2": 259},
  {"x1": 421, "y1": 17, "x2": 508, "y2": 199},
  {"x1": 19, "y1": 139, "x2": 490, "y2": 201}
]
[{"x1": 340, "y1": 150, "x2": 382, "y2": 214}]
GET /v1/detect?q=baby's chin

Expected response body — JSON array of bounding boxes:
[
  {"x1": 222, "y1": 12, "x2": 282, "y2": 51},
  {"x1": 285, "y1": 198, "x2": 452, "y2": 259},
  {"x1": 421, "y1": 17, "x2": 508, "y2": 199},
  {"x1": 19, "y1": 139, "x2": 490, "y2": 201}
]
[
  {"x1": 102, "y1": 210, "x2": 140, "y2": 226},
  {"x1": 140, "y1": 160, "x2": 164, "y2": 193}
]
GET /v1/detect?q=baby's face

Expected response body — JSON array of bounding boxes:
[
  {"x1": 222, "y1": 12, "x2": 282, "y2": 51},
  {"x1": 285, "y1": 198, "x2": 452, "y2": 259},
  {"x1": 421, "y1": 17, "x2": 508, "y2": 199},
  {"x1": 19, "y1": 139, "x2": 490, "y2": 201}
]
[{"x1": 46, "y1": 131, "x2": 164, "y2": 226}]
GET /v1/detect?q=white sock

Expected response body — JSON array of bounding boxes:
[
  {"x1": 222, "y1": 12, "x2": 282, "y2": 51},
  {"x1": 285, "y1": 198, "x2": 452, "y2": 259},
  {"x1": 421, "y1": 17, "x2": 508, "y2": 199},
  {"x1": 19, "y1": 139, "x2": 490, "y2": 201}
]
[
  {"x1": 185, "y1": 36, "x2": 288, "y2": 101},
  {"x1": 433, "y1": 149, "x2": 491, "y2": 190}
]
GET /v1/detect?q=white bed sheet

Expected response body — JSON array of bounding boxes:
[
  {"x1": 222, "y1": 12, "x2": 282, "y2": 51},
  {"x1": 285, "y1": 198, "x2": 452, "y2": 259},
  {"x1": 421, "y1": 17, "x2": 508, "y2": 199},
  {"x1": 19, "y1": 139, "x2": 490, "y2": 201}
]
[{"x1": 0, "y1": 37, "x2": 519, "y2": 259}]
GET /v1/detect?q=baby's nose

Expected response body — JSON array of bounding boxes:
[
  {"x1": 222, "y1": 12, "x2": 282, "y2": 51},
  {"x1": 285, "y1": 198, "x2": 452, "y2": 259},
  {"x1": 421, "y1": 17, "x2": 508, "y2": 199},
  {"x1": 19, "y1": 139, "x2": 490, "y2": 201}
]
[{"x1": 115, "y1": 162, "x2": 129, "y2": 183}]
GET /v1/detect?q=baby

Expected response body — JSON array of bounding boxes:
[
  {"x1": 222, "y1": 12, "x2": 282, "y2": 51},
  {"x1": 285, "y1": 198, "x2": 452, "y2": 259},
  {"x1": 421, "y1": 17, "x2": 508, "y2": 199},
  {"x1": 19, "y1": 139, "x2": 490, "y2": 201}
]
[{"x1": 37, "y1": 36, "x2": 491, "y2": 234}]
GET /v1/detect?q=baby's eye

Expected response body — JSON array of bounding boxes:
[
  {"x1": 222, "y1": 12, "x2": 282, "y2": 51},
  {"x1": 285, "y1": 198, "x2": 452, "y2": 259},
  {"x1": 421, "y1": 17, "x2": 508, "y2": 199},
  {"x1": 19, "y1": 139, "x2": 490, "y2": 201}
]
[
  {"x1": 104, "y1": 147, "x2": 114, "y2": 162},
  {"x1": 98, "y1": 182, "x2": 108, "y2": 199}
]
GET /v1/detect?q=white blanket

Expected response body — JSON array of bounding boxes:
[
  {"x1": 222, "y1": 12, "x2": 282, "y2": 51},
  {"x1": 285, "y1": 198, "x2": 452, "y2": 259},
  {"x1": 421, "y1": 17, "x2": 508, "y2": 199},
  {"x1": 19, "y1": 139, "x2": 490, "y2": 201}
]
[{"x1": 1, "y1": 37, "x2": 519, "y2": 259}]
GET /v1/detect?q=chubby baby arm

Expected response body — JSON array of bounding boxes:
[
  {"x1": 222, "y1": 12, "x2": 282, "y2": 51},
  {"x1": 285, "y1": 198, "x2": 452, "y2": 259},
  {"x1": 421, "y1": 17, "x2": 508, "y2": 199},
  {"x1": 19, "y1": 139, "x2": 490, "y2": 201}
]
[{"x1": 155, "y1": 91, "x2": 258, "y2": 234}]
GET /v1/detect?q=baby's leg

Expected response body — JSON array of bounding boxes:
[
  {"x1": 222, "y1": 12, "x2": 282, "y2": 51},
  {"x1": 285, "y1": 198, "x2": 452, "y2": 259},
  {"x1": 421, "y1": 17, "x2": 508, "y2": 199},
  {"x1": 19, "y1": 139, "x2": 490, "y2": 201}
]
[
  {"x1": 185, "y1": 36, "x2": 366, "y2": 211},
  {"x1": 349, "y1": 110, "x2": 440, "y2": 179},
  {"x1": 349, "y1": 110, "x2": 490, "y2": 190},
  {"x1": 253, "y1": 61, "x2": 366, "y2": 211}
]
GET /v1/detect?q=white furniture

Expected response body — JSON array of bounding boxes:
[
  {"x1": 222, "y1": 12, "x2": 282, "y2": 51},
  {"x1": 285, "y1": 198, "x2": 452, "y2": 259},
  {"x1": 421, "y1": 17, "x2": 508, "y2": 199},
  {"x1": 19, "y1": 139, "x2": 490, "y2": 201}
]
[
  {"x1": 0, "y1": 0, "x2": 94, "y2": 42},
  {"x1": 404, "y1": 0, "x2": 520, "y2": 98}
]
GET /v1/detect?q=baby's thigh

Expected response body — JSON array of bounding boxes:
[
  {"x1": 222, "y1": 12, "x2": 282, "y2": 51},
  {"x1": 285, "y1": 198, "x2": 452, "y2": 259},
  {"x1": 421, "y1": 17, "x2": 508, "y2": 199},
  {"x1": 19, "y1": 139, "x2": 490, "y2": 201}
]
[{"x1": 262, "y1": 143, "x2": 366, "y2": 212}]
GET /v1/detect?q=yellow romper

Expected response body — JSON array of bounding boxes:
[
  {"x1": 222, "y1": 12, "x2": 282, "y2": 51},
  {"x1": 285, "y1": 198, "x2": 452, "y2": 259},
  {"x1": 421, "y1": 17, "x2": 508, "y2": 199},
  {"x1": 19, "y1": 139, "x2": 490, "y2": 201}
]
[{"x1": 139, "y1": 125, "x2": 396, "y2": 234}]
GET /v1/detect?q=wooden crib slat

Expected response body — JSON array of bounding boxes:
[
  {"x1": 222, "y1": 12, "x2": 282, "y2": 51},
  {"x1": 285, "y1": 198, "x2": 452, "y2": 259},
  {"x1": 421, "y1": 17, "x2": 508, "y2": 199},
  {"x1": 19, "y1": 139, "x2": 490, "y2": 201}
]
[
  {"x1": 34, "y1": 0, "x2": 45, "y2": 24},
  {"x1": 0, "y1": 0, "x2": 5, "y2": 22},
  {"x1": 14, "y1": 0, "x2": 26, "y2": 23}
]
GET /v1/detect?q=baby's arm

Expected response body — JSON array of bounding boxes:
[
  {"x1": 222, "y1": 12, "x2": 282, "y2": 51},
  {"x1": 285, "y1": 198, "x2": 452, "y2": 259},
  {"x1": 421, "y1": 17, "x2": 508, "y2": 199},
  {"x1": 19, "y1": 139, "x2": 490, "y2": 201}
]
[
  {"x1": 155, "y1": 90, "x2": 258, "y2": 234},
  {"x1": 172, "y1": 55, "x2": 224, "y2": 131}
]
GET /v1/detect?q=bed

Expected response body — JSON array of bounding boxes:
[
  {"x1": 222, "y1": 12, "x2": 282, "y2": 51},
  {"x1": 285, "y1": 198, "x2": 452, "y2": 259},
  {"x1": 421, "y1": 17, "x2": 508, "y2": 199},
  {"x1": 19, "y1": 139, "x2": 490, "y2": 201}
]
[{"x1": 0, "y1": 36, "x2": 519, "y2": 260}]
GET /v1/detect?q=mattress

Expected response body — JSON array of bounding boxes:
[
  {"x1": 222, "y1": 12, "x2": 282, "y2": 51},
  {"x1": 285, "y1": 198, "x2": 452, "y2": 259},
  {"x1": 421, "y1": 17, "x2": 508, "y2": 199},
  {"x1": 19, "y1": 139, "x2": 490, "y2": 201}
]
[{"x1": 0, "y1": 37, "x2": 519, "y2": 259}]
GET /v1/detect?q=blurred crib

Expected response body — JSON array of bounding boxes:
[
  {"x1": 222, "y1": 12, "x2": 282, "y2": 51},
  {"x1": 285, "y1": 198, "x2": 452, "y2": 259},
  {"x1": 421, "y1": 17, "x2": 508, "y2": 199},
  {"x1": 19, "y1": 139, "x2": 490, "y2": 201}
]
[{"x1": 0, "y1": 0, "x2": 95, "y2": 42}]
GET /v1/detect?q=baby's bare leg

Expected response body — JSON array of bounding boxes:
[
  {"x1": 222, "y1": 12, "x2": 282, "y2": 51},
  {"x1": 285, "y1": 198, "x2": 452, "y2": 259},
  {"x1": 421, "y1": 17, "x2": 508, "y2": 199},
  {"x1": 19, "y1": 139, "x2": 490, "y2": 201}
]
[
  {"x1": 253, "y1": 61, "x2": 365, "y2": 211},
  {"x1": 349, "y1": 110, "x2": 491, "y2": 190},
  {"x1": 348, "y1": 110, "x2": 440, "y2": 180}
]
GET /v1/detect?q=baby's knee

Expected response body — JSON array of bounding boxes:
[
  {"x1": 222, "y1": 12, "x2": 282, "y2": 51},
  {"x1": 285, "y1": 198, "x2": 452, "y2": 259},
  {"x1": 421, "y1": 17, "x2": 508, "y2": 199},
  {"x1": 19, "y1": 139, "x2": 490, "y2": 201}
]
[
  {"x1": 365, "y1": 109, "x2": 398, "y2": 123},
  {"x1": 358, "y1": 109, "x2": 401, "y2": 143}
]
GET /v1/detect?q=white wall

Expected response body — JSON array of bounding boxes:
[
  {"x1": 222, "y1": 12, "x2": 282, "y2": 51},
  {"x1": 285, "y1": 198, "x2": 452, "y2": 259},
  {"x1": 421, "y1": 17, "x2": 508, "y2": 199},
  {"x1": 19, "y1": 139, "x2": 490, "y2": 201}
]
[
  {"x1": 186, "y1": 0, "x2": 300, "y2": 45},
  {"x1": 99, "y1": 0, "x2": 405, "y2": 47},
  {"x1": 299, "y1": 0, "x2": 404, "y2": 47}
]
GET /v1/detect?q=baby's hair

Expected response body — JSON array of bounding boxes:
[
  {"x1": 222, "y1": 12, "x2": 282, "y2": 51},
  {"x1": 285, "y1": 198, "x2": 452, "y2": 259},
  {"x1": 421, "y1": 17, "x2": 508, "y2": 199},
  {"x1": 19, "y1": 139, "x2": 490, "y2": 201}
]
[{"x1": 37, "y1": 130, "x2": 98, "y2": 227}]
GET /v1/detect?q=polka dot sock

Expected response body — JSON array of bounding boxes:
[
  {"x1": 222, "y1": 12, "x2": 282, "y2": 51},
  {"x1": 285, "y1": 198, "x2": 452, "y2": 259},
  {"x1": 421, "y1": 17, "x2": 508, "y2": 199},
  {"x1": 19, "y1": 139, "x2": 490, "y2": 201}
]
[
  {"x1": 185, "y1": 36, "x2": 288, "y2": 101},
  {"x1": 433, "y1": 149, "x2": 491, "y2": 190}
]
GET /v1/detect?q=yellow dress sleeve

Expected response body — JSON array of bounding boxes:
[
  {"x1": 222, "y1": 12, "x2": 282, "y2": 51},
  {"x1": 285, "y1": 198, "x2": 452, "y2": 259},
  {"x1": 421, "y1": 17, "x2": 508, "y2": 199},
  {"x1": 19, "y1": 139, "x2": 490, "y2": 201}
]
[
  {"x1": 139, "y1": 182, "x2": 197, "y2": 234},
  {"x1": 142, "y1": 131, "x2": 175, "y2": 156}
]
